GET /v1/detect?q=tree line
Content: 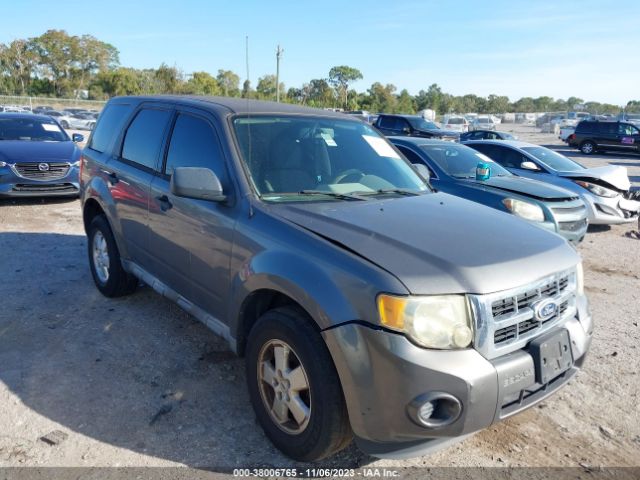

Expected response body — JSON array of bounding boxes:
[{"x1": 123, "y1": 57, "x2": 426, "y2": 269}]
[{"x1": 1, "y1": 30, "x2": 638, "y2": 115}]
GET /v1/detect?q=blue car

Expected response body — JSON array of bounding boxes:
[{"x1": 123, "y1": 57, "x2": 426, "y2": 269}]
[
  {"x1": 390, "y1": 137, "x2": 588, "y2": 243},
  {"x1": 463, "y1": 139, "x2": 640, "y2": 225},
  {"x1": 0, "y1": 113, "x2": 83, "y2": 198}
]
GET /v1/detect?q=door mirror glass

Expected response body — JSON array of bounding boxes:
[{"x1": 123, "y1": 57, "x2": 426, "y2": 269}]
[
  {"x1": 72, "y1": 133, "x2": 84, "y2": 143},
  {"x1": 414, "y1": 163, "x2": 430, "y2": 181},
  {"x1": 520, "y1": 160, "x2": 539, "y2": 171},
  {"x1": 170, "y1": 167, "x2": 226, "y2": 202}
]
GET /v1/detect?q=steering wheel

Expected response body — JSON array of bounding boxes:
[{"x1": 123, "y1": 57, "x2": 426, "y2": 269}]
[{"x1": 333, "y1": 169, "x2": 365, "y2": 184}]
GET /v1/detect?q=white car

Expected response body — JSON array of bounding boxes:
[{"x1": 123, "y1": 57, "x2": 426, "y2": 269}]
[
  {"x1": 470, "y1": 116, "x2": 496, "y2": 131},
  {"x1": 47, "y1": 111, "x2": 96, "y2": 130},
  {"x1": 441, "y1": 115, "x2": 469, "y2": 132}
]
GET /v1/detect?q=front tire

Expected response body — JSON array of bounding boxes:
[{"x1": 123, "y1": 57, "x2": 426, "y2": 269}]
[
  {"x1": 246, "y1": 306, "x2": 352, "y2": 461},
  {"x1": 580, "y1": 140, "x2": 596, "y2": 155},
  {"x1": 87, "y1": 215, "x2": 138, "y2": 297}
]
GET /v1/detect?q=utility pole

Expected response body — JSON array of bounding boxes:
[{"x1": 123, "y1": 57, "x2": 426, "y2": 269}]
[{"x1": 276, "y1": 44, "x2": 283, "y2": 102}]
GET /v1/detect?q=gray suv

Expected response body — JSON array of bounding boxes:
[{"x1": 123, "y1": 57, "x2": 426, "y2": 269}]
[{"x1": 80, "y1": 96, "x2": 592, "y2": 461}]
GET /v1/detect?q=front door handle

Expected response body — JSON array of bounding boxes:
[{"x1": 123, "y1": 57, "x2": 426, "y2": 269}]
[
  {"x1": 100, "y1": 169, "x2": 118, "y2": 185},
  {"x1": 156, "y1": 195, "x2": 173, "y2": 212}
]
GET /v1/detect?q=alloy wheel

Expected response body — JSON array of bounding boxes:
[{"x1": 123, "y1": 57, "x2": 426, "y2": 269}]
[{"x1": 257, "y1": 339, "x2": 311, "y2": 435}]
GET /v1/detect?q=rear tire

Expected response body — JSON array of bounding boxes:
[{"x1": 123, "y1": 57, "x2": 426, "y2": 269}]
[
  {"x1": 580, "y1": 141, "x2": 596, "y2": 155},
  {"x1": 246, "y1": 306, "x2": 352, "y2": 461},
  {"x1": 87, "y1": 215, "x2": 138, "y2": 297}
]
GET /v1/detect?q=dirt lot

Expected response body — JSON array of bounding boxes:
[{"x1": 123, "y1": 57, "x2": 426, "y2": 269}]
[{"x1": 0, "y1": 124, "x2": 639, "y2": 474}]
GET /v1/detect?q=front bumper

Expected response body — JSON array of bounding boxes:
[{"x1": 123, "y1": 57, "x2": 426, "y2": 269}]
[
  {"x1": 581, "y1": 192, "x2": 640, "y2": 225},
  {"x1": 0, "y1": 164, "x2": 79, "y2": 197},
  {"x1": 323, "y1": 309, "x2": 592, "y2": 458}
]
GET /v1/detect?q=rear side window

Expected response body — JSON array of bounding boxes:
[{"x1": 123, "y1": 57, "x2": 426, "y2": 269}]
[
  {"x1": 88, "y1": 103, "x2": 133, "y2": 153},
  {"x1": 164, "y1": 113, "x2": 227, "y2": 185},
  {"x1": 121, "y1": 108, "x2": 172, "y2": 171}
]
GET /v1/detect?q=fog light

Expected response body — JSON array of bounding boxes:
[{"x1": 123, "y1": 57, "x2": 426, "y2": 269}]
[
  {"x1": 418, "y1": 401, "x2": 435, "y2": 422},
  {"x1": 407, "y1": 392, "x2": 463, "y2": 428}
]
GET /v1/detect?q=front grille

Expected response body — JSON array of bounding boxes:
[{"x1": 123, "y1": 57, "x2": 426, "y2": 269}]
[
  {"x1": 551, "y1": 206, "x2": 586, "y2": 216},
  {"x1": 14, "y1": 162, "x2": 70, "y2": 180},
  {"x1": 473, "y1": 269, "x2": 577, "y2": 359},
  {"x1": 494, "y1": 300, "x2": 570, "y2": 344},
  {"x1": 559, "y1": 219, "x2": 588, "y2": 232},
  {"x1": 12, "y1": 183, "x2": 77, "y2": 192}
]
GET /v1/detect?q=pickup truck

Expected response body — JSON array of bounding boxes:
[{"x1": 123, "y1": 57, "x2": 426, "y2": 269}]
[{"x1": 80, "y1": 96, "x2": 592, "y2": 461}]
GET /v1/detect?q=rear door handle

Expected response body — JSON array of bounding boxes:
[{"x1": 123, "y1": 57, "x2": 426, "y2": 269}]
[{"x1": 156, "y1": 195, "x2": 173, "y2": 212}]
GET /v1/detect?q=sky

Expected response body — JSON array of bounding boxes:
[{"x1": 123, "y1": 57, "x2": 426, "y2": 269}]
[{"x1": 3, "y1": 0, "x2": 640, "y2": 105}]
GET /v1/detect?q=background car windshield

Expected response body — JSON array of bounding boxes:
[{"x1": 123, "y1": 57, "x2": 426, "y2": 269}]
[
  {"x1": 233, "y1": 115, "x2": 429, "y2": 201},
  {"x1": 0, "y1": 117, "x2": 68, "y2": 142},
  {"x1": 421, "y1": 144, "x2": 511, "y2": 178},
  {"x1": 447, "y1": 118, "x2": 464, "y2": 124},
  {"x1": 407, "y1": 118, "x2": 438, "y2": 130},
  {"x1": 521, "y1": 146, "x2": 584, "y2": 171}
]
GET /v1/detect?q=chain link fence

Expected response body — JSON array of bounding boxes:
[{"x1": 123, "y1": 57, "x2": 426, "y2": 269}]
[{"x1": 0, "y1": 95, "x2": 106, "y2": 111}]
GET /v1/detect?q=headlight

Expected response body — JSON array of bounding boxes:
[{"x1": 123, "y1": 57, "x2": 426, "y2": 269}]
[
  {"x1": 377, "y1": 294, "x2": 474, "y2": 349},
  {"x1": 0, "y1": 161, "x2": 6, "y2": 167},
  {"x1": 576, "y1": 262, "x2": 584, "y2": 296},
  {"x1": 502, "y1": 198, "x2": 545, "y2": 222},
  {"x1": 575, "y1": 180, "x2": 618, "y2": 198}
]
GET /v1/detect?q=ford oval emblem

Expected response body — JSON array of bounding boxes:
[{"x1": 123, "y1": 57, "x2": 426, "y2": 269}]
[
  {"x1": 533, "y1": 298, "x2": 558, "y2": 321},
  {"x1": 38, "y1": 163, "x2": 50, "y2": 172}
]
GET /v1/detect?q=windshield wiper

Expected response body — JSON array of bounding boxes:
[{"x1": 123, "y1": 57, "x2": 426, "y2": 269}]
[
  {"x1": 357, "y1": 188, "x2": 423, "y2": 197},
  {"x1": 298, "y1": 190, "x2": 367, "y2": 200}
]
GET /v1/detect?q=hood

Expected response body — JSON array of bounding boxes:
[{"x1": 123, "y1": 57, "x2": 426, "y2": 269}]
[
  {"x1": 557, "y1": 165, "x2": 630, "y2": 191},
  {"x1": 0, "y1": 140, "x2": 78, "y2": 163},
  {"x1": 462, "y1": 175, "x2": 576, "y2": 200},
  {"x1": 416, "y1": 128, "x2": 459, "y2": 138},
  {"x1": 271, "y1": 193, "x2": 578, "y2": 295}
]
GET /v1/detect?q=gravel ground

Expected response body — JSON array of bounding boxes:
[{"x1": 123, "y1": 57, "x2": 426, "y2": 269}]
[{"x1": 0, "y1": 124, "x2": 639, "y2": 475}]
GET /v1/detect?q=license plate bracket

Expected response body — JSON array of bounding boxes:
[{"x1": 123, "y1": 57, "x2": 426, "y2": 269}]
[{"x1": 529, "y1": 329, "x2": 573, "y2": 384}]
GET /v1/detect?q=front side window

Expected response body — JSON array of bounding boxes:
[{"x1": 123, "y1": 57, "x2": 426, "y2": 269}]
[
  {"x1": 619, "y1": 123, "x2": 639, "y2": 136},
  {"x1": 521, "y1": 146, "x2": 583, "y2": 171},
  {"x1": 164, "y1": 113, "x2": 227, "y2": 185},
  {"x1": 232, "y1": 115, "x2": 429, "y2": 201},
  {"x1": 121, "y1": 108, "x2": 172, "y2": 170},
  {"x1": 0, "y1": 117, "x2": 68, "y2": 142}
]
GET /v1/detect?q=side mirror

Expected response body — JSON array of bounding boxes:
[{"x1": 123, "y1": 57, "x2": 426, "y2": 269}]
[
  {"x1": 414, "y1": 163, "x2": 430, "y2": 181},
  {"x1": 402, "y1": 126, "x2": 411, "y2": 134},
  {"x1": 520, "y1": 161, "x2": 539, "y2": 171},
  {"x1": 72, "y1": 133, "x2": 84, "y2": 143},
  {"x1": 170, "y1": 167, "x2": 226, "y2": 202}
]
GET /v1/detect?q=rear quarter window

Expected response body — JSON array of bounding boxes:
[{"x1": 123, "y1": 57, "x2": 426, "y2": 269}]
[{"x1": 88, "y1": 103, "x2": 134, "y2": 153}]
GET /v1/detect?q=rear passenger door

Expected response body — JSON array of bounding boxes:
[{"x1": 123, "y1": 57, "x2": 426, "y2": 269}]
[
  {"x1": 147, "y1": 108, "x2": 236, "y2": 320},
  {"x1": 110, "y1": 105, "x2": 172, "y2": 268}
]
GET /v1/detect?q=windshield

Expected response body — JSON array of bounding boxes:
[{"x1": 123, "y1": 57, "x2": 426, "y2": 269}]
[
  {"x1": 0, "y1": 117, "x2": 69, "y2": 142},
  {"x1": 233, "y1": 115, "x2": 429, "y2": 202},
  {"x1": 477, "y1": 117, "x2": 492, "y2": 123},
  {"x1": 407, "y1": 117, "x2": 439, "y2": 130},
  {"x1": 521, "y1": 146, "x2": 584, "y2": 171},
  {"x1": 421, "y1": 144, "x2": 511, "y2": 178}
]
